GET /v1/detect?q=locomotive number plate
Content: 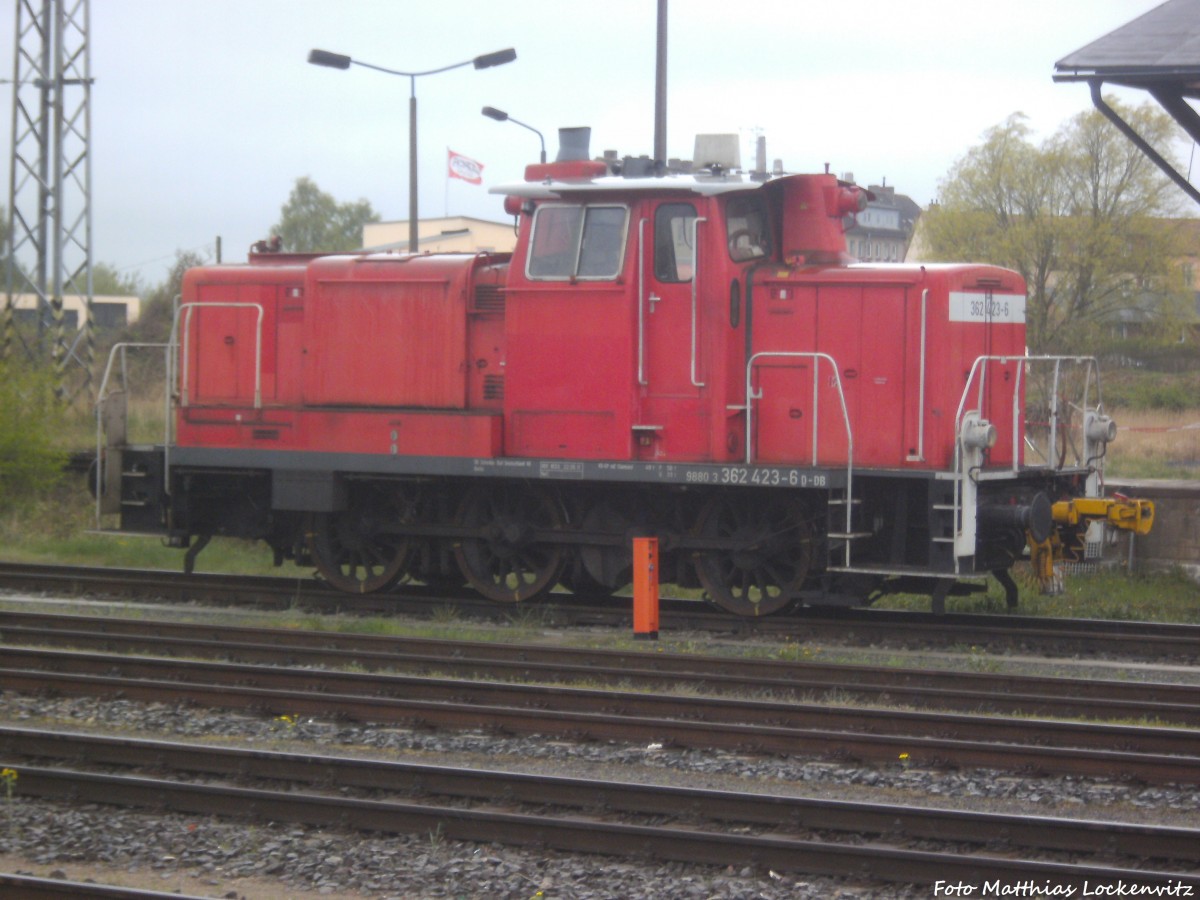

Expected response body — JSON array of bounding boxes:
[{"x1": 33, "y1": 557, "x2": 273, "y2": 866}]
[
  {"x1": 683, "y1": 466, "x2": 828, "y2": 487},
  {"x1": 949, "y1": 291, "x2": 1025, "y2": 324}
]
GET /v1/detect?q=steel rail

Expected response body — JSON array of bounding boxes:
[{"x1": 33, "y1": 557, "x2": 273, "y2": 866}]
[
  {"x1": 6, "y1": 762, "x2": 1199, "y2": 891},
  {"x1": 3, "y1": 725, "x2": 1198, "y2": 865},
  {"x1": 3, "y1": 652, "x2": 1200, "y2": 783},
  {"x1": 0, "y1": 874, "x2": 204, "y2": 899},
  {"x1": 3, "y1": 611, "x2": 1200, "y2": 726}
]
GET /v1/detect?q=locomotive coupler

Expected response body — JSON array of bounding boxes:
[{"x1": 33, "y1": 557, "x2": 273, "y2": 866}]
[
  {"x1": 1051, "y1": 495, "x2": 1155, "y2": 536},
  {"x1": 1025, "y1": 494, "x2": 1156, "y2": 596}
]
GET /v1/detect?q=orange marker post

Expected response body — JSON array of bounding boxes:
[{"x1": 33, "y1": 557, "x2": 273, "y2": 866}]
[{"x1": 632, "y1": 536, "x2": 659, "y2": 641}]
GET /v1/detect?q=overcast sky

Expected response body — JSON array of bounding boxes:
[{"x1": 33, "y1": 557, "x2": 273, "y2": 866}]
[{"x1": 0, "y1": 0, "x2": 1172, "y2": 287}]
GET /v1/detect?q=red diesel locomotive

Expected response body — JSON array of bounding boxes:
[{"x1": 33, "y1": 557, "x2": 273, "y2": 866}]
[{"x1": 95, "y1": 130, "x2": 1153, "y2": 615}]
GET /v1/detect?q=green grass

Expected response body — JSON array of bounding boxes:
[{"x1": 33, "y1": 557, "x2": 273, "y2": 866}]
[
  {"x1": 1102, "y1": 369, "x2": 1200, "y2": 412},
  {"x1": 1106, "y1": 457, "x2": 1200, "y2": 480},
  {"x1": 1, "y1": 481, "x2": 280, "y2": 576}
]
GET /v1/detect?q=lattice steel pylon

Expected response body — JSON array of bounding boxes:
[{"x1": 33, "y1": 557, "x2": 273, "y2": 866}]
[{"x1": 3, "y1": 0, "x2": 93, "y2": 400}]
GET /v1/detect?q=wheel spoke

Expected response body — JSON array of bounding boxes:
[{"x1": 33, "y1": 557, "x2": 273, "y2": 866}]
[
  {"x1": 455, "y1": 484, "x2": 566, "y2": 603},
  {"x1": 310, "y1": 486, "x2": 415, "y2": 594}
]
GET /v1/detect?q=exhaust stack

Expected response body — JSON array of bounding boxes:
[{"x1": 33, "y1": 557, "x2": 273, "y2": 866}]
[{"x1": 556, "y1": 127, "x2": 592, "y2": 162}]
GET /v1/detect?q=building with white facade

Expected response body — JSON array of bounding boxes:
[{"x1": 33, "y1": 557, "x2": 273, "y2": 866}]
[{"x1": 843, "y1": 181, "x2": 921, "y2": 263}]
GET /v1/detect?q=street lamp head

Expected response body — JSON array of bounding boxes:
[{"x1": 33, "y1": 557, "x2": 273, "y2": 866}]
[
  {"x1": 310, "y1": 46, "x2": 516, "y2": 254},
  {"x1": 482, "y1": 105, "x2": 546, "y2": 163},
  {"x1": 308, "y1": 49, "x2": 351, "y2": 70},
  {"x1": 473, "y1": 48, "x2": 517, "y2": 70}
]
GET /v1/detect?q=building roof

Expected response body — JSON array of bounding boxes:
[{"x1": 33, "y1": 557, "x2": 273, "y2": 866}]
[
  {"x1": 367, "y1": 215, "x2": 509, "y2": 230},
  {"x1": 360, "y1": 215, "x2": 516, "y2": 254},
  {"x1": 1055, "y1": 0, "x2": 1200, "y2": 89},
  {"x1": 1054, "y1": 0, "x2": 1200, "y2": 206}
]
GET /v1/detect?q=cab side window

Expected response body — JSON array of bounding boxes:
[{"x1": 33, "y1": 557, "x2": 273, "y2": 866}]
[
  {"x1": 528, "y1": 204, "x2": 629, "y2": 280},
  {"x1": 654, "y1": 203, "x2": 697, "y2": 282},
  {"x1": 725, "y1": 195, "x2": 770, "y2": 262}
]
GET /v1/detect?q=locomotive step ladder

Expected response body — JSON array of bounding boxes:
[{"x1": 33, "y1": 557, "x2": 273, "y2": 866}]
[
  {"x1": 94, "y1": 341, "x2": 173, "y2": 535},
  {"x1": 824, "y1": 488, "x2": 870, "y2": 569},
  {"x1": 111, "y1": 446, "x2": 167, "y2": 534},
  {"x1": 825, "y1": 493, "x2": 871, "y2": 543},
  {"x1": 824, "y1": 480, "x2": 960, "y2": 576},
  {"x1": 94, "y1": 386, "x2": 167, "y2": 535}
]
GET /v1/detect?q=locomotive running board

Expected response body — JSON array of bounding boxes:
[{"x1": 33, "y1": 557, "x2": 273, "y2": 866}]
[
  {"x1": 167, "y1": 446, "x2": 850, "y2": 493},
  {"x1": 825, "y1": 564, "x2": 962, "y2": 578}
]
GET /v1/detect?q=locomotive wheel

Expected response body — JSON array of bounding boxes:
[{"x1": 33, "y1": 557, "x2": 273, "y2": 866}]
[
  {"x1": 454, "y1": 483, "x2": 567, "y2": 603},
  {"x1": 578, "y1": 498, "x2": 642, "y2": 590},
  {"x1": 692, "y1": 493, "x2": 813, "y2": 617},
  {"x1": 310, "y1": 487, "x2": 415, "y2": 594}
]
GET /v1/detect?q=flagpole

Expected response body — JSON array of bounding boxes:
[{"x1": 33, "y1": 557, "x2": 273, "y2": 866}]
[{"x1": 444, "y1": 147, "x2": 449, "y2": 217}]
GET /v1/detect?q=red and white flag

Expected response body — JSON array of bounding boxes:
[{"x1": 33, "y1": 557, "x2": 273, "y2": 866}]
[{"x1": 447, "y1": 149, "x2": 484, "y2": 184}]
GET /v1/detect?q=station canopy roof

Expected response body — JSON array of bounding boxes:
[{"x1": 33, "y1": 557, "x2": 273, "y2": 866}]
[{"x1": 1054, "y1": 0, "x2": 1200, "y2": 204}]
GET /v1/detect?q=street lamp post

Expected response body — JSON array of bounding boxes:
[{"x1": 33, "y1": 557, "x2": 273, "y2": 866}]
[
  {"x1": 308, "y1": 47, "x2": 516, "y2": 253},
  {"x1": 481, "y1": 106, "x2": 546, "y2": 164}
]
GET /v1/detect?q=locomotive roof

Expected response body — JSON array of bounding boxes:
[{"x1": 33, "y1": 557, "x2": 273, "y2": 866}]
[{"x1": 491, "y1": 170, "x2": 781, "y2": 200}]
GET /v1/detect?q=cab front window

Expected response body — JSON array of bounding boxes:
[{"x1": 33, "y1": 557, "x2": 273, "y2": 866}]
[{"x1": 528, "y1": 203, "x2": 629, "y2": 280}]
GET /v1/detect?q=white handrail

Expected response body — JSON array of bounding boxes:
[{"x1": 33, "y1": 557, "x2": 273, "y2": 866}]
[
  {"x1": 952, "y1": 354, "x2": 1103, "y2": 477},
  {"x1": 637, "y1": 217, "x2": 648, "y2": 386},
  {"x1": 949, "y1": 354, "x2": 1103, "y2": 567},
  {"x1": 905, "y1": 288, "x2": 928, "y2": 462},
  {"x1": 690, "y1": 216, "x2": 707, "y2": 388}
]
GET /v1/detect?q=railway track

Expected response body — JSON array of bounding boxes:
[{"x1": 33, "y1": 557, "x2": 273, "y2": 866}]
[
  {"x1": 4, "y1": 601, "x2": 1200, "y2": 894},
  {"x1": 2, "y1": 560, "x2": 1199, "y2": 660},
  {"x1": 3, "y1": 619, "x2": 1200, "y2": 783},
  {"x1": 3, "y1": 609, "x2": 1200, "y2": 726},
  {"x1": 3, "y1": 726, "x2": 1199, "y2": 892}
]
